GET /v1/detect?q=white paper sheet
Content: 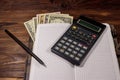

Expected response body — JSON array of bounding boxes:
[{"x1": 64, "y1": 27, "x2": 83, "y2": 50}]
[
  {"x1": 30, "y1": 23, "x2": 75, "y2": 80},
  {"x1": 75, "y1": 24, "x2": 120, "y2": 80},
  {"x1": 29, "y1": 23, "x2": 120, "y2": 80}
]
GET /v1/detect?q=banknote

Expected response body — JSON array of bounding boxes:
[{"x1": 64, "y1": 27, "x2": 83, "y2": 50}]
[
  {"x1": 32, "y1": 17, "x2": 37, "y2": 32},
  {"x1": 24, "y1": 12, "x2": 73, "y2": 42},
  {"x1": 24, "y1": 20, "x2": 35, "y2": 41},
  {"x1": 48, "y1": 14, "x2": 73, "y2": 24},
  {"x1": 37, "y1": 14, "x2": 45, "y2": 24},
  {"x1": 44, "y1": 13, "x2": 69, "y2": 23},
  {"x1": 37, "y1": 12, "x2": 61, "y2": 24}
]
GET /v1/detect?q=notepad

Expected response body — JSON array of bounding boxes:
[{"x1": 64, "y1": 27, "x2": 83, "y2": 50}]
[{"x1": 29, "y1": 23, "x2": 120, "y2": 80}]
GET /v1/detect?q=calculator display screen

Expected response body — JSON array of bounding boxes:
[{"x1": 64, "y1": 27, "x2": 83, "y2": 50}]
[{"x1": 77, "y1": 19, "x2": 101, "y2": 32}]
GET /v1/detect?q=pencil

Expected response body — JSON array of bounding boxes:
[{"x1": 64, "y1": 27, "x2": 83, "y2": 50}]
[{"x1": 5, "y1": 29, "x2": 46, "y2": 67}]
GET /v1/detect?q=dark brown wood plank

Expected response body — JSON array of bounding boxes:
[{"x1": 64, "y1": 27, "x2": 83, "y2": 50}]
[
  {"x1": 0, "y1": 0, "x2": 120, "y2": 79},
  {"x1": 0, "y1": 0, "x2": 120, "y2": 11},
  {"x1": 0, "y1": 10, "x2": 30, "y2": 78}
]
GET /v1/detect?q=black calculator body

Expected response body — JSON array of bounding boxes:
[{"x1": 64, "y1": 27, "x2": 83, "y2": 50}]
[{"x1": 51, "y1": 16, "x2": 106, "y2": 66}]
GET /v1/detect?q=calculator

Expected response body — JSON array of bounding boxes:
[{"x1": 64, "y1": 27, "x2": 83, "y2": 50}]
[{"x1": 51, "y1": 16, "x2": 106, "y2": 66}]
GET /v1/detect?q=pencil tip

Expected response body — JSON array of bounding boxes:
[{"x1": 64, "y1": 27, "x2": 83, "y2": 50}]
[
  {"x1": 43, "y1": 64, "x2": 47, "y2": 67},
  {"x1": 4, "y1": 29, "x2": 7, "y2": 32}
]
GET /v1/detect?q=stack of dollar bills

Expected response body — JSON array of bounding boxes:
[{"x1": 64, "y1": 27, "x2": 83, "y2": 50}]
[{"x1": 24, "y1": 12, "x2": 73, "y2": 42}]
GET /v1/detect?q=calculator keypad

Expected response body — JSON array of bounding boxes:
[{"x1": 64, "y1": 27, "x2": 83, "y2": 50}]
[
  {"x1": 51, "y1": 15, "x2": 106, "y2": 66},
  {"x1": 53, "y1": 34, "x2": 89, "y2": 62},
  {"x1": 52, "y1": 25, "x2": 98, "y2": 65}
]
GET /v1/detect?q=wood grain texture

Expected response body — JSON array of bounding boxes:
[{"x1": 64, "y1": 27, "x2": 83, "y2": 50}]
[
  {"x1": 0, "y1": 78, "x2": 23, "y2": 80},
  {"x1": 0, "y1": 10, "x2": 30, "y2": 77},
  {"x1": 0, "y1": 0, "x2": 120, "y2": 80}
]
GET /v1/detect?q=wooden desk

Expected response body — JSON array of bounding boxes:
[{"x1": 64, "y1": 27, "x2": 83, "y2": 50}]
[{"x1": 0, "y1": 0, "x2": 120, "y2": 80}]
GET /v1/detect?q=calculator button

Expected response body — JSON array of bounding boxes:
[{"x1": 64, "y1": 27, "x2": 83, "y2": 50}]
[
  {"x1": 60, "y1": 48, "x2": 65, "y2": 53},
  {"x1": 75, "y1": 57, "x2": 80, "y2": 61},
  {"x1": 68, "y1": 39, "x2": 73, "y2": 43},
  {"x1": 75, "y1": 36, "x2": 79, "y2": 40},
  {"x1": 77, "y1": 34, "x2": 80, "y2": 37},
  {"x1": 79, "y1": 31, "x2": 83, "y2": 35},
  {"x1": 68, "y1": 30, "x2": 72, "y2": 34},
  {"x1": 65, "y1": 42, "x2": 70, "y2": 46},
  {"x1": 78, "y1": 43, "x2": 82, "y2": 47},
  {"x1": 90, "y1": 37, "x2": 94, "y2": 40},
  {"x1": 83, "y1": 46, "x2": 88, "y2": 50},
  {"x1": 57, "y1": 43, "x2": 62, "y2": 47},
  {"x1": 72, "y1": 26, "x2": 77, "y2": 30},
  {"x1": 70, "y1": 54, "x2": 74, "y2": 58},
  {"x1": 62, "y1": 45, "x2": 67, "y2": 49},
  {"x1": 63, "y1": 36, "x2": 68, "y2": 40},
  {"x1": 84, "y1": 37, "x2": 88, "y2": 41},
  {"x1": 82, "y1": 33, "x2": 86, "y2": 36},
  {"x1": 65, "y1": 51, "x2": 69, "y2": 55},
  {"x1": 89, "y1": 40, "x2": 92, "y2": 43},
  {"x1": 80, "y1": 50, "x2": 85, "y2": 54},
  {"x1": 86, "y1": 35, "x2": 90, "y2": 38},
  {"x1": 60, "y1": 40, "x2": 65, "y2": 43},
  {"x1": 79, "y1": 35, "x2": 84, "y2": 39},
  {"x1": 67, "y1": 48, "x2": 72, "y2": 52},
  {"x1": 70, "y1": 44, "x2": 75, "y2": 48},
  {"x1": 77, "y1": 53, "x2": 82, "y2": 57},
  {"x1": 73, "y1": 41, "x2": 77, "y2": 45},
  {"x1": 54, "y1": 46, "x2": 59, "y2": 50},
  {"x1": 92, "y1": 34, "x2": 96, "y2": 38},
  {"x1": 75, "y1": 47, "x2": 80, "y2": 51},
  {"x1": 72, "y1": 50, "x2": 77, "y2": 55},
  {"x1": 72, "y1": 31, "x2": 75, "y2": 34}
]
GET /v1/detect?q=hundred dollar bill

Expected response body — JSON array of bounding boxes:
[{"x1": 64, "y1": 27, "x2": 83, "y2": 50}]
[
  {"x1": 48, "y1": 14, "x2": 73, "y2": 24},
  {"x1": 24, "y1": 20, "x2": 35, "y2": 41}
]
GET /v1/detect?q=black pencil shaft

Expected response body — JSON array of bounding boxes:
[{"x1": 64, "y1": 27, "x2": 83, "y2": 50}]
[{"x1": 5, "y1": 29, "x2": 46, "y2": 67}]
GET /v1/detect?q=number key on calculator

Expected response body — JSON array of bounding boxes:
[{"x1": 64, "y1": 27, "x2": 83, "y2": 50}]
[{"x1": 51, "y1": 16, "x2": 106, "y2": 66}]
